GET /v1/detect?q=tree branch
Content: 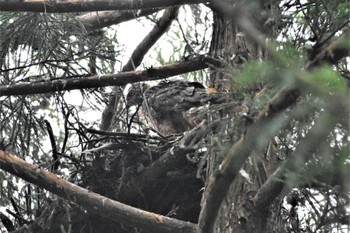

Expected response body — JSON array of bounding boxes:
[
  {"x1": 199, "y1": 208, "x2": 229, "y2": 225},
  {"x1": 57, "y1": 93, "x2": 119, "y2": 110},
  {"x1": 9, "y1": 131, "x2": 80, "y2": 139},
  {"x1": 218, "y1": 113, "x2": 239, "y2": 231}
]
[
  {"x1": 99, "y1": 7, "x2": 180, "y2": 130},
  {"x1": 77, "y1": 8, "x2": 162, "y2": 32},
  {"x1": 306, "y1": 29, "x2": 350, "y2": 68},
  {"x1": 0, "y1": 0, "x2": 206, "y2": 13},
  {"x1": 253, "y1": 94, "x2": 349, "y2": 209},
  {"x1": 123, "y1": 6, "x2": 180, "y2": 71},
  {"x1": 0, "y1": 211, "x2": 14, "y2": 232},
  {"x1": 120, "y1": 122, "x2": 207, "y2": 201},
  {"x1": 0, "y1": 151, "x2": 198, "y2": 233},
  {"x1": 44, "y1": 120, "x2": 60, "y2": 172},
  {"x1": 143, "y1": 126, "x2": 205, "y2": 178},
  {"x1": 0, "y1": 55, "x2": 220, "y2": 96},
  {"x1": 100, "y1": 6, "x2": 180, "y2": 130},
  {"x1": 199, "y1": 86, "x2": 348, "y2": 233},
  {"x1": 198, "y1": 87, "x2": 300, "y2": 233},
  {"x1": 86, "y1": 127, "x2": 165, "y2": 141},
  {"x1": 198, "y1": 5, "x2": 349, "y2": 232},
  {"x1": 253, "y1": 113, "x2": 337, "y2": 210},
  {"x1": 211, "y1": 1, "x2": 350, "y2": 68}
]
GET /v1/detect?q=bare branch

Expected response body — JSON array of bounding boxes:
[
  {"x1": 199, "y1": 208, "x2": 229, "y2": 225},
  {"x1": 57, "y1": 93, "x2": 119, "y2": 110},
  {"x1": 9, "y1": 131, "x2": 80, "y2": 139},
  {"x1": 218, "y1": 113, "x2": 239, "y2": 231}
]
[
  {"x1": 44, "y1": 120, "x2": 60, "y2": 172},
  {"x1": 77, "y1": 8, "x2": 162, "y2": 32},
  {"x1": 0, "y1": 151, "x2": 198, "y2": 233},
  {"x1": 86, "y1": 127, "x2": 165, "y2": 141},
  {"x1": 99, "y1": 7, "x2": 180, "y2": 130},
  {"x1": 0, "y1": 0, "x2": 206, "y2": 13},
  {"x1": 122, "y1": 6, "x2": 180, "y2": 72},
  {"x1": 0, "y1": 55, "x2": 221, "y2": 96}
]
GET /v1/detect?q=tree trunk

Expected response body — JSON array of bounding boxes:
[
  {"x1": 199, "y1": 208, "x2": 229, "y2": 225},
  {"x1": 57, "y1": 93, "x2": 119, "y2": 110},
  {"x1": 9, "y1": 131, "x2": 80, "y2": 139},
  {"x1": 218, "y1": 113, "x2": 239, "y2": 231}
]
[{"x1": 203, "y1": 3, "x2": 283, "y2": 232}]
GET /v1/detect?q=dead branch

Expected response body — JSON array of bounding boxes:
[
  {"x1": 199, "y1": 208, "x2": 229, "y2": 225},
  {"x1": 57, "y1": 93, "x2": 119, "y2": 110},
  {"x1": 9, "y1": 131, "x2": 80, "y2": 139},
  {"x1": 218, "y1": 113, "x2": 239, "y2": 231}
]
[
  {"x1": 0, "y1": 0, "x2": 206, "y2": 13},
  {"x1": 0, "y1": 151, "x2": 198, "y2": 233},
  {"x1": 0, "y1": 55, "x2": 221, "y2": 96}
]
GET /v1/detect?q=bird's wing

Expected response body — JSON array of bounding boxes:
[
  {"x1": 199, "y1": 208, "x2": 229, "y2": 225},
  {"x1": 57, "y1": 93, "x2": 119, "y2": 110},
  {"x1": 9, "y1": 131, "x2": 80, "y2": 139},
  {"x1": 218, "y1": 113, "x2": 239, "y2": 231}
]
[
  {"x1": 140, "y1": 81, "x2": 209, "y2": 135},
  {"x1": 145, "y1": 81, "x2": 206, "y2": 112}
]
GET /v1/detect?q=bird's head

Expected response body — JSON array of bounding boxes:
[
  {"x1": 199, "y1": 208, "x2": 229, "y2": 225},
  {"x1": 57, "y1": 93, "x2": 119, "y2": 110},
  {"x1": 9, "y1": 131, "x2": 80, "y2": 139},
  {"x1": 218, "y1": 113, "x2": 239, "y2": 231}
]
[{"x1": 125, "y1": 83, "x2": 150, "y2": 108}]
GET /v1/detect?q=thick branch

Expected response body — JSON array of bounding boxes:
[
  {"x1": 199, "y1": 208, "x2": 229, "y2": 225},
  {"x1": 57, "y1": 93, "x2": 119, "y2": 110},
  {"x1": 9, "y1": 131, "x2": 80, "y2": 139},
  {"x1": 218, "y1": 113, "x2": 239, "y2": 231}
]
[
  {"x1": 198, "y1": 87, "x2": 300, "y2": 233},
  {"x1": 77, "y1": 8, "x2": 161, "y2": 32},
  {"x1": 199, "y1": 87, "x2": 348, "y2": 233},
  {"x1": 0, "y1": 151, "x2": 198, "y2": 233},
  {"x1": 0, "y1": 0, "x2": 205, "y2": 13},
  {"x1": 0, "y1": 55, "x2": 220, "y2": 96},
  {"x1": 198, "y1": 6, "x2": 349, "y2": 233}
]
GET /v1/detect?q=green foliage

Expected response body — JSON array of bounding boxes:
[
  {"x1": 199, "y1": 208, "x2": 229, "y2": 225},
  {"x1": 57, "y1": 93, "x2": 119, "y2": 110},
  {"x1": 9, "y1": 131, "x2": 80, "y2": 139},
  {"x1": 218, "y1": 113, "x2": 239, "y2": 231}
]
[
  {"x1": 232, "y1": 42, "x2": 307, "y2": 91},
  {"x1": 338, "y1": 0, "x2": 350, "y2": 20},
  {"x1": 232, "y1": 60, "x2": 271, "y2": 89},
  {"x1": 0, "y1": 2, "x2": 349, "y2": 232},
  {"x1": 0, "y1": 12, "x2": 120, "y2": 84},
  {"x1": 300, "y1": 65, "x2": 348, "y2": 95}
]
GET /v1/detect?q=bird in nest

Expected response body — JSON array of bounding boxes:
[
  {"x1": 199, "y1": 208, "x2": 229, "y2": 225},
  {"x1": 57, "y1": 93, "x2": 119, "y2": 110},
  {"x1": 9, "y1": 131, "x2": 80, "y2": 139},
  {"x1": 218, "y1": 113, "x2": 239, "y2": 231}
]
[{"x1": 126, "y1": 80, "x2": 226, "y2": 136}]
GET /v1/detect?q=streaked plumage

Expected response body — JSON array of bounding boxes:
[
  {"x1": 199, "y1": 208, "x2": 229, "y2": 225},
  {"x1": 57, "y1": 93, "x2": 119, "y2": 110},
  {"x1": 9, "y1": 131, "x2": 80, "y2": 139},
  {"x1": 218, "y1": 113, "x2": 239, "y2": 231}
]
[{"x1": 126, "y1": 80, "x2": 224, "y2": 136}]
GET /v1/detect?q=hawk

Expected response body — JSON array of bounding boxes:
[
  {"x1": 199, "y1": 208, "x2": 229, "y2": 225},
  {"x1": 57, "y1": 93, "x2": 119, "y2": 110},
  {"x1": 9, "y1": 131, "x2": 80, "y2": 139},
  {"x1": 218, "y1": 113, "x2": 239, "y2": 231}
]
[{"x1": 126, "y1": 80, "x2": 225, "y2": 136}]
